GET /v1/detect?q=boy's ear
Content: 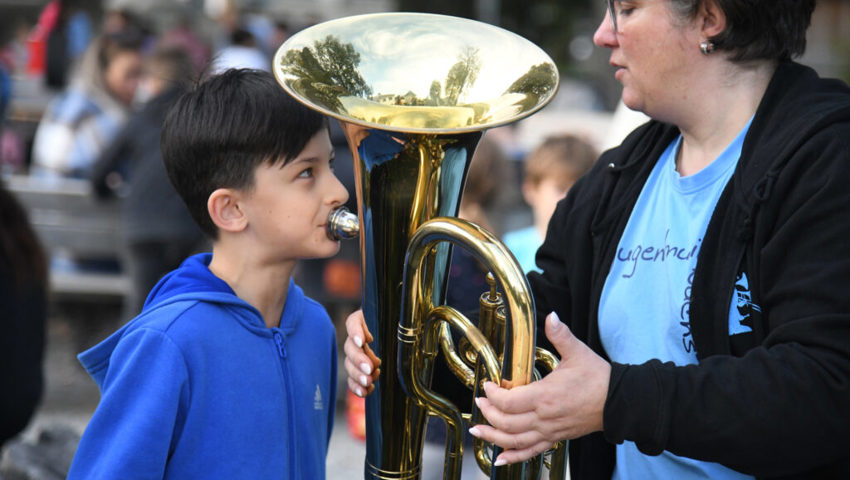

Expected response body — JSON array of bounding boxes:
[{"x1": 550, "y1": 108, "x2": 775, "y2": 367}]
[{"x1": 207, "y1": 188, "x2": 248, "y2": 233}]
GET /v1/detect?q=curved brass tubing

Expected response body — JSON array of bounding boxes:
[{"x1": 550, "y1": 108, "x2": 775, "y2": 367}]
[{"x1": 399, "y1": 217, "x2": 538, "y2": 479}]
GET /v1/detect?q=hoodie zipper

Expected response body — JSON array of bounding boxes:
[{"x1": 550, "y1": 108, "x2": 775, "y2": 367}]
[
  {"x1": 272, "y1": 330, "x2": 299, "y2": 478},
  {"x1": 274, "y1": 331, "x2": 287, "y2": 358}
]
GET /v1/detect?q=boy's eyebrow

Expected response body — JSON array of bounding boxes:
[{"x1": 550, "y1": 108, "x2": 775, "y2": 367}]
[{"x1": 286, "y1": 152, "x2": 335, "y2": 167}]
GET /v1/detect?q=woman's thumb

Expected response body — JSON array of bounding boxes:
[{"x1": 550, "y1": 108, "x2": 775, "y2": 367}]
[{"x1": 545, "y1": 311, "x2": 575, "y2": 358}]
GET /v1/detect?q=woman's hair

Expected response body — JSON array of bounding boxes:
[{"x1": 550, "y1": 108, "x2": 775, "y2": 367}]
[
  {"x1": 672, "y1": 0, "x2": 816, "y2": 62},
  {"x1": 607, "y1": 0, "x2": 816, "y2": 63}
]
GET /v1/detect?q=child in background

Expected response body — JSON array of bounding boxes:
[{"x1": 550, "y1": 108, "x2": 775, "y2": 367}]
[
  {"x1": 91, "y1": 45, "x2": 206, "y2": 323},
  {"x1": 503, "y1": 134, "x2": 597, "y2": 273},
  {"x1": 67, "y1": 69, "x2": 349, "y2": 479}
]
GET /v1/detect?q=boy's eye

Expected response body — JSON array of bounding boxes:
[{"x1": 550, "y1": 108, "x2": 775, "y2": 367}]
[{"x1": 297, "y1": 168, "x2": 314, "y2": 179}]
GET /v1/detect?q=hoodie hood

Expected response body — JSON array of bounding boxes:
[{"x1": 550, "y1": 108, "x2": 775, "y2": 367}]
[
  {"x1": 79, "y1": 253, "x2": 305, "y2": 388},
  {"x1": 68, "y1": 253, "x2": 337, "y2": 480},
  {"x1": 143, "y1": 253, "x2": 305, "y2": 334},
  {"x1": 142, "y1": 253, "x2": 235, "y2": 309}
]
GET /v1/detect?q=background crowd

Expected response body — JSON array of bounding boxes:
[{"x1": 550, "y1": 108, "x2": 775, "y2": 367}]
[{"x1": 0, "y1": 0, "x2": 848, "y2": 479}]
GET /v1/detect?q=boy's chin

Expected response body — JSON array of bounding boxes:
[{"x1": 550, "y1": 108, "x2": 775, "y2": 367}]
[{"x1": 310, "y1": 241, "x2": 342, "y2": 260}]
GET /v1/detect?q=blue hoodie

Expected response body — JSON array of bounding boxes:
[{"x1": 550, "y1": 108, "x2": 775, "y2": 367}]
[{"x1": 67, "y1": 253, "x2": 338, "y2": 479}]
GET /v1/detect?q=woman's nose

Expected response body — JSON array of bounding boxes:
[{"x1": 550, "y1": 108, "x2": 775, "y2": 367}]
[{"x1": 593, "y1": 10, "x2": 617, "y2": 49}]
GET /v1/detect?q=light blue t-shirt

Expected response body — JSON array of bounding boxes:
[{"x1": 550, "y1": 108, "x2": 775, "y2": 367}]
[
  {"x1": 598, "y1": 119, "x2": 755, "y2": 480},
  {"x1": 503, "y1": 226, "x2": 543, "y2": 274}
]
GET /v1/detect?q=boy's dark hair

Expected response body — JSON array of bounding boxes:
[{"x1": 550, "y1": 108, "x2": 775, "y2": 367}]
[{"x1": 161, "y1": 69, "x2": 328, "y2": 239}]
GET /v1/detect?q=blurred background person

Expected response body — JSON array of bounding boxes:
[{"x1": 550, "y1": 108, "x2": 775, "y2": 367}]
[
  {"x1": 91, "y1": 44, "x2": 205, "y2": 322},
  {"x1": 0, "y1": 46, "x2": 10, "y2": 129},
  {"x1": 159, "y1": 14, "x2": 213, "y2": 74},
  {"x1": 0, "y1": 180, "x2": 47, "y2": 447},
  {"x1": 446, "y1": 134, "x2": 515, "y2": 314},
  {"x1": 43, "y1": 0, "x2": 94, "y2": 90},
  {"x1": 503, "y1": 134, "x2": 597, "y2": 274},
  {"x1": 29, "y1": 27, "x2": 145, "y2": 180},
  {"x1": 211, "y1": 27, "x2": 269, "y2": 73}
]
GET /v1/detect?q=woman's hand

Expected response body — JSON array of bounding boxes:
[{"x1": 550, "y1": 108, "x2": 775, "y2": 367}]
[
  {"x1": 343, "y1": 309, "x2": 382, "y2": 397},
  {"x1": 469, "y1": 312, "x2": 611, "y2": 465}
]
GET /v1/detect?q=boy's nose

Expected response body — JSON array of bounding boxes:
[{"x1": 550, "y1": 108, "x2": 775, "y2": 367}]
[{"x1": 328, "y1": 174, "x2": 350, "y2": 207}]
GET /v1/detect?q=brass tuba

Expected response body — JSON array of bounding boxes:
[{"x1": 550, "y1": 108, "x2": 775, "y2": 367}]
[{"x1": 273, "y1": 13, "x2": 563, "y2": 479}]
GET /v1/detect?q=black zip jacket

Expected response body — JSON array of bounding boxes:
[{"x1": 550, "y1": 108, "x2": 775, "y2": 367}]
[{"x1": 527, "y1": 61, "x2": 850, "y2": 479}]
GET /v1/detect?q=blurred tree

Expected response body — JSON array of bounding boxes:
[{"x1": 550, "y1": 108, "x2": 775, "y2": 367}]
[
  {"x1": 443, "y1": 47, "x2": 481, "y2": 105},
  {"x1": 280, "y1": 35, "x2": 371, "y2": 111},
  {"x1": 504, "y1": 62, "x2": 558, "y2": 110}
]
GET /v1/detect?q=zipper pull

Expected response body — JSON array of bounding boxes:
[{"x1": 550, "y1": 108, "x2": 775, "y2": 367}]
[{"x1": 274, "y1": 332, "x2": 287, "y2": 358}]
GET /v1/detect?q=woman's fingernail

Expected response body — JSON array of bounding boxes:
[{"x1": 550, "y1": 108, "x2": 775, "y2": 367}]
[
  {"x1": 360, "y1": 363, "x2": 372, "y2": 375},
  {"x1": 474, "y1": 397, "x2": 482, "y2": 409},
  {"x1": 359, "y1": 375, "x2": 369, "y2": 387},
  {"x1": 355, "y1": 387, "x2": 363, "y2": 397},
  {"x1": 354, "y1": 336, "x2": 363, "y2": 348},
  {"x1": 547, "y1": 311, "x2": 561, "y2": 327},
  {"x1": 468, "y1": 426, "x2": 481, "y2": 437},
  {"x1": 494, "y1": 458, "x2": 507, "y2": 467}
]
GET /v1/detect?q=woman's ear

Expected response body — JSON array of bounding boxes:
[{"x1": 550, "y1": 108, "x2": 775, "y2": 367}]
[
  {"x1": 207, "y1": 188, "x2": 248, "y2": 233},
  {"x1": 700, "y1": 0, "x2": 727, "y2": 38}
]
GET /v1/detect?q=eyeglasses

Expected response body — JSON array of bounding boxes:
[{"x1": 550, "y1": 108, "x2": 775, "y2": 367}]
[{"x1": 606, "y1": 0, "x2": 620, "y2": 31}]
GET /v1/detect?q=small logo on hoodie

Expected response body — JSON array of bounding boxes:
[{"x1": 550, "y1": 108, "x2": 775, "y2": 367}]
[{"x1": 314, "y1": 385, "x2": 323, "y2": 410}]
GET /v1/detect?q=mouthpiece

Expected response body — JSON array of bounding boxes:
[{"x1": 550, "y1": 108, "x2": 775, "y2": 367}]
[{"x1": 327, "y1": 207, "x2": 359, "y2": 241}]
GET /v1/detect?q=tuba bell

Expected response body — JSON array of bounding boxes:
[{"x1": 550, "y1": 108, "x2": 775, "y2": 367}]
[{"x1": 273, "y1": 12, "x2": 564, "y2": 480}]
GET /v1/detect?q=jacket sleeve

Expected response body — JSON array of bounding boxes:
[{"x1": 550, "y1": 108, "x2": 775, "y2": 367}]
[
  {"x1": 603, "y1": 128, "x2": 850, "y2": 477},
  {"x1": 67, "y1": 328, "x2": 189, "y2": 480},
  {"x1": 90, "y1": 120, "x2": 133, "y2": 199}
]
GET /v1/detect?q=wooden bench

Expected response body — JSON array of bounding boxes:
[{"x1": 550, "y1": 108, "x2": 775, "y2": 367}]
[{"x1": 4, "y1": 174, "x2": 131, "y2": 302}]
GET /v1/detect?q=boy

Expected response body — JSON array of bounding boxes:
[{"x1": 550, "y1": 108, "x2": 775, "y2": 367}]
[
  {"x1": 67, "y1": 69, "x2": 349, "y2": 479},
  {"x1": 503, "y1": 134, "x2": 596, "y2": 273}
]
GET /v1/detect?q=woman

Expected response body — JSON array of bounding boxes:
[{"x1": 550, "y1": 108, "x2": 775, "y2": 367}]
[
  {"x1": 30, "y1": 27, "x2": 144, "y2": 179},
  {"x1": 344, "y1": 0, "x2": 850, "y2": 478}
]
